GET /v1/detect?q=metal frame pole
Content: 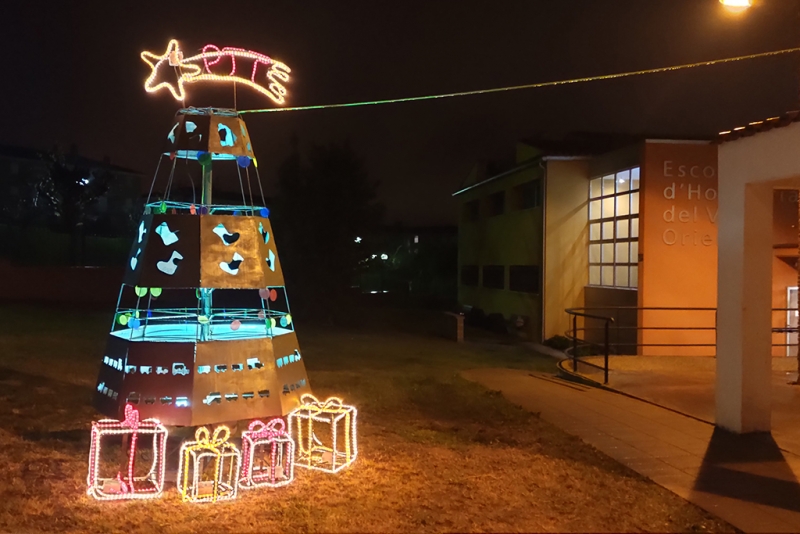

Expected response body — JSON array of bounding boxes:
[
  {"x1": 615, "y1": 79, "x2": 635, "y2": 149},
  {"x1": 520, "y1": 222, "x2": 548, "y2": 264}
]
[
  {"x1": 604, "y1": 320, "x2": 610, "y2": 385},
  {"x1": 572, "y1": 315, "x2": 578, "y2": 372},
  {"x1": 199, "y1": 162, "x2": 213, "y2": 341}
]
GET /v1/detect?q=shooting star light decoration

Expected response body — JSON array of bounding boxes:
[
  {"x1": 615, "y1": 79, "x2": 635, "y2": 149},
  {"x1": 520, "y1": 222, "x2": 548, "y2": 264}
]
[{"x1": 141, "y1": 40, "x2": 290, "y2": 103}]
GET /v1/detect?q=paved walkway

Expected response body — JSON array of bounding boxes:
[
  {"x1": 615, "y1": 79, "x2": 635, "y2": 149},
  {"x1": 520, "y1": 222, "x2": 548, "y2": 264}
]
[
  {"x1": 462, "y1": 368, "x2": 800, "y2": 533},
  {"x1": 578, "y1": 356, "x2": 800, "y2": 456}
]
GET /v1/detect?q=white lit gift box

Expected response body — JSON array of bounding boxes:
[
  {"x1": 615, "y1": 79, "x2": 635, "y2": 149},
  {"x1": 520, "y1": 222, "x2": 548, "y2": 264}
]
[
  {"x1": 86, "y1": 403, "x2": 168, "y2": 501},
  {"x1": 240, "y1": 418, "x2": 295, "y2": 488},
  {"x1": 288, "y1": 394, "x2": 357, "y2": 473},
  {"x1": 177, "y1": 426, "x2": 241, "y2": 503}
]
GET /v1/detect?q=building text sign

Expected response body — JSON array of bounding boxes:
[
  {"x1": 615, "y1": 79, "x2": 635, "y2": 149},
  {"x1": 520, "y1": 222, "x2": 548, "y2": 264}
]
[{"x1": 660, "y1": 161, "x2": 718, "y2": 247}]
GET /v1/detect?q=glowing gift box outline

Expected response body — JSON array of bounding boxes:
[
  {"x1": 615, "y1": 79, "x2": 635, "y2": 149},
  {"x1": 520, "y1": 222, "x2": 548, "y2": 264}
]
[
  {"x1": 177, "y1": 425, "x2": 241, "y2": 503},
  {"x1": 288, "y1": 394, "x2": 358, "y2": 474},
  {"x1": 240, "y1": 418, "x2": 295, "y2": 489},
  {"x1": 87, "y1": 403, "x2": 169, "y2": 501}
]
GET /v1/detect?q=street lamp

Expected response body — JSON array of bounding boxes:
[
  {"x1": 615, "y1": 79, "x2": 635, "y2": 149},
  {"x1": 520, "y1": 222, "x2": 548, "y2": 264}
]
[{"x1": 719, "y1": 0, "x2": 753, "y2": 13}]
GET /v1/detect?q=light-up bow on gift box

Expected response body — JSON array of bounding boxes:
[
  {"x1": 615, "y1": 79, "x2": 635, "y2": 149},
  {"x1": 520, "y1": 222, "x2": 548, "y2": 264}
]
[
  {"x1": 240, "y1": 418, "x2": 296, "y2": 488},
  {"x1": 288, "y1": 394, "x2": 358, "y2": 474},
  {"x1": 177, "y1": 425, "x2": 241, "y2": 503},
  {"x1": 86, "y1": 403, "x2": 169, "y2": 501}
]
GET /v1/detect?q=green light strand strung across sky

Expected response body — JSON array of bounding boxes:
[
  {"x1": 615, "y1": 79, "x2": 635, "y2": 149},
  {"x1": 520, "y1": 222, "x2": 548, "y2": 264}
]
[{"x1": 239, "y1": 46, "x2": 800, "y2": 115}]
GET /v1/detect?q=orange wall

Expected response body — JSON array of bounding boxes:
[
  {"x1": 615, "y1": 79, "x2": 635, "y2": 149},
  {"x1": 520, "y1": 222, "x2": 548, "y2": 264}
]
[
  {"x1": 639, "y1": 142, "x2": 718, "y2": 355},
  {"x1": 772, "y1": 255, "x2": 796, "y2": 356}
]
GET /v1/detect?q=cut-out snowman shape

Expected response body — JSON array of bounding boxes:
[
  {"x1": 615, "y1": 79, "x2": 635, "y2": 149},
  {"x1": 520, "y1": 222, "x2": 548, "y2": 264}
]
[
  {"x1": 258, "y1": 222, "x2": 270, "y2": 244},
  {"x1": 213, "y1": 224, "x2": 240, "y2": 245},
  {"x1": 157, "y1": 251, "x2": 184, "y2": 276},
  {"x1": 130, "y1": 248, "x2": 142, "y2": 270},
  {"x1": 220, "y1": 253, "x2": 244, "y2": 275},
  {"x1": 155, "y1": 222, "x2": 179, "y2": 246},
  {"x1": 130, "y1": 221, "x2": 148, "y2": 270}
]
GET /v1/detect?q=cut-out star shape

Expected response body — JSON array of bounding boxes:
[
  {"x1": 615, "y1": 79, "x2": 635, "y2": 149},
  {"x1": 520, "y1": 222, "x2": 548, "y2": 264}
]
[{"x1": 141, "y1": 39, "x2": 200, "y2": 101}]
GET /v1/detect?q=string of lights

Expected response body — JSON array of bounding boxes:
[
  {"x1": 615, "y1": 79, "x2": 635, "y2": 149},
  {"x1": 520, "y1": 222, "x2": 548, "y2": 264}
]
[{"x1": 239, "y1": 47, "x2": 800, "y2": 115}]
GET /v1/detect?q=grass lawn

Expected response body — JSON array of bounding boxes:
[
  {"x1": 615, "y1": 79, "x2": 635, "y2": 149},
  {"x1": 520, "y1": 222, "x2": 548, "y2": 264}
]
[{"x1": 0, "y1": 305, "x2": 734, "y2": 533}]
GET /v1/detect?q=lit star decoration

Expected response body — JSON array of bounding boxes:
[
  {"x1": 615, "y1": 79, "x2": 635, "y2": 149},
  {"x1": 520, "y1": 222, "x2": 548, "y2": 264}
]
[
  {"x1": 288, "y1": 394, "x2": 358, "y2": 474},
  {"x1": 240, "y1": 418, "x2": 296, "y2": 489},
  {"x1": 177, "y1": 426, "x2": 241, "y2": 503},
  {"x1": 86, "y1": 404, "x2": 168, "y2": 501},
  {"x1": 141, "y1": 39, "x2": 291, "y2": 104}
]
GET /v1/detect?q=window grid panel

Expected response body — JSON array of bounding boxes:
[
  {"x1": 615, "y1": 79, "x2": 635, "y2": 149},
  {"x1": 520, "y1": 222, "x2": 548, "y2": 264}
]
[
  {"x1": 590, "y1": 178, "x2": 602, "y2": 199},
  {"x1": 602, "y1": 175, "x2": 615, "y2": 196},
  {"x1": 586, "y1": 167, "x2": 640, "y2": 288},
  {"x1": 602, "y1": 221, "x2": 614, "y2": 240},
  {"x1": 589, "y1": 266, "x2": 601, "y2": 285},
  {"x1": 589, "y1": 200, "x2": 602, "y2": 220},
  {"x1": 616, "y1": 170, "x2": 630, "y2": 193},
  {"x1": 617, "y1": 219, "x2": 629, "y2": 239}
]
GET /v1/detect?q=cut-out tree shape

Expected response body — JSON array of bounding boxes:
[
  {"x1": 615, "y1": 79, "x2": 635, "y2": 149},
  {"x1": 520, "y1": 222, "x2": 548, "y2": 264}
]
[{"x1": 93, "y1": 108, "x2": 312, "y2": 426}]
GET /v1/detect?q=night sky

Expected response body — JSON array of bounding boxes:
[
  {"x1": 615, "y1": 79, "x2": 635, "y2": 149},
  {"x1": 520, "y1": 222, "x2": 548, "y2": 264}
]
[{"x1": 2, "y1": 0, "x2": 799, "y2": 225}]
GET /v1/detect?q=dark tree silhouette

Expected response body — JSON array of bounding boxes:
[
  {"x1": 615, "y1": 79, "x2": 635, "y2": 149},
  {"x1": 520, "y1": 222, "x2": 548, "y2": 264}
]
[
  {"x1": 38, "y1": 151, "x2": 111, "y2": 265},
  {"x1": 273, "y1": 140, "x2": 383, "y2": 320}
]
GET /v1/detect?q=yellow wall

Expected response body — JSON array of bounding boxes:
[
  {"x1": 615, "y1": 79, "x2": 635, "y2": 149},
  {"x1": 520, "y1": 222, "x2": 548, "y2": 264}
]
[
  {"x1": 457, "y1": 144, "x2": 545, "y2": 340},
  {"x1": 543, "y1": 159, "x2": 590, "y2": 340}
]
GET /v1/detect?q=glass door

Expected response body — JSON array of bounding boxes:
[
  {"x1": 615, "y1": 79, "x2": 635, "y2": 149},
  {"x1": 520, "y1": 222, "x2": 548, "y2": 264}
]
[{"x1": 787, "y1": 286, "x2": 798, "y2": 358}]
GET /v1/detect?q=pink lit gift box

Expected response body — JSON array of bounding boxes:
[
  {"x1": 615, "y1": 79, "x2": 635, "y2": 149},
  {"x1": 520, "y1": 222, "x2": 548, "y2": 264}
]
[
  {"x1": 177, "y1": 426, "x2": 241, "y2": 503},
  {"x1": 240, "y1": 418, "x2": 295, "y2": 489},
  {"x1": 288, "y1": 394, "x2": 357, "y2": 473},
  {"x1": 86, "y1": 403, "x2": 168, "y2": 501}
]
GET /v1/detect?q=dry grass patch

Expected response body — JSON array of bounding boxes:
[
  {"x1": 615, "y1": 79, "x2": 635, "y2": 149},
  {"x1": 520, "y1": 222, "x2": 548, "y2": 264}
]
[{"x1": 0, "y1": 305, "x2": 735, "y2": 533}]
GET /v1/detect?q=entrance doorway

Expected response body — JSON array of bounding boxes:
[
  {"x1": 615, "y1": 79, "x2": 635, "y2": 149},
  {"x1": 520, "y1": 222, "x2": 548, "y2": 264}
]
[{"x1": 787, "y1": 286, "x2": 798, "y2": 358}]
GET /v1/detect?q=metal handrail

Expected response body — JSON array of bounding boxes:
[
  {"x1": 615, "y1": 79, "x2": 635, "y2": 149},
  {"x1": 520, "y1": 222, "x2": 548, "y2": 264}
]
[
  {"x1": 564, "y1": 308, "x2": 614, "y2": 384},
  {"x1": 563, "y1": 306, "x2": 800, "y2": 381}
]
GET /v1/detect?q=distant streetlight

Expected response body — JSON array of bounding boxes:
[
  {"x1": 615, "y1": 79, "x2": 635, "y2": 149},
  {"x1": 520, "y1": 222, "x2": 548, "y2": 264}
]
[{"x1": 719, "y1": 0, "x2": 753, "y2": 13}]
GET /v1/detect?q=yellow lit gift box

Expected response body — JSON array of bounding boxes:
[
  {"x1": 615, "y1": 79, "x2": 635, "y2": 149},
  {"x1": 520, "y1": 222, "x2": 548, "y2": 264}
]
[
  {"x1": 177, "y1": 426, "x2": 241, "y2": 503},
  {"x1": 288, "y1": 394, "x2": 357, "y2": 473}
]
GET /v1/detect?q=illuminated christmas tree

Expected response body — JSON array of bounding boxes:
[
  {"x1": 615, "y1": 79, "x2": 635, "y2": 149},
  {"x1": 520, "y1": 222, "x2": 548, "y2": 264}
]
[{"x1": 93, "y1": 106, "x2": 312, "y2": 426}]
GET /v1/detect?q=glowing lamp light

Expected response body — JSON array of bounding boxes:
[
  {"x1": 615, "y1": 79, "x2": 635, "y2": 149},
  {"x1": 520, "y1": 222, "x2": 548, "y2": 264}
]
[
  {"x1": 141, "y1": 40, "x2": 291, "y2": 104},
  {"x1": 86, "y1": 404, "x2": 169, "y2": 501},
  {"x1": 719, "y1": 0, "x2": 753, "y2": 12},
  {"x1": 288, "y1": 394, "x2": 357, "y2": 474},
  {"x1": 240, "y1": 418, "x2": 296, "y2": 489},
  {"x1": 177, "y1": 426, "x2": 241, "y2": 503}
]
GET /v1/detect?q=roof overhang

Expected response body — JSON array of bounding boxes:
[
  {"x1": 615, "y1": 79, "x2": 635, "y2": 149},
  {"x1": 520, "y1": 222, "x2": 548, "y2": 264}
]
[{"x1": 451, "y1": 155, "x2": 588, "y2": 197}]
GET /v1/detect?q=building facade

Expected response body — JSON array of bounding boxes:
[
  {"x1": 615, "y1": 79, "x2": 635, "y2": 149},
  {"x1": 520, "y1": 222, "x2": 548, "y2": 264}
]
[{"x1": 455, "y1": 137, "x2": 797, "y2": 355}]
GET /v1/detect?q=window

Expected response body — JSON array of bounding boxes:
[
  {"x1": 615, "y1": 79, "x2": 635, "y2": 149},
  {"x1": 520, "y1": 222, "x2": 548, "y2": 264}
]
[
  {"x1": 486, "y1": 191, "x2": 505, "y2": 217},
  {"x1": 588, "y1": 168, "x2": 639, "y2": 288},
  {"x1": 482, "y1": 265, "x2": 505, "y2": 289},
  {"x1": 463, "y1": 200, "x2": 479, "y2": 222},
  {"x1": 512, "y1": 180, "x2": 542, "y2": 210},
  {"x1": 461, "y1": 265, "x2": 479, "y2": 286},
  {"x1": 509, "y1": 265, "x2": 540, "y2": 293}
]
